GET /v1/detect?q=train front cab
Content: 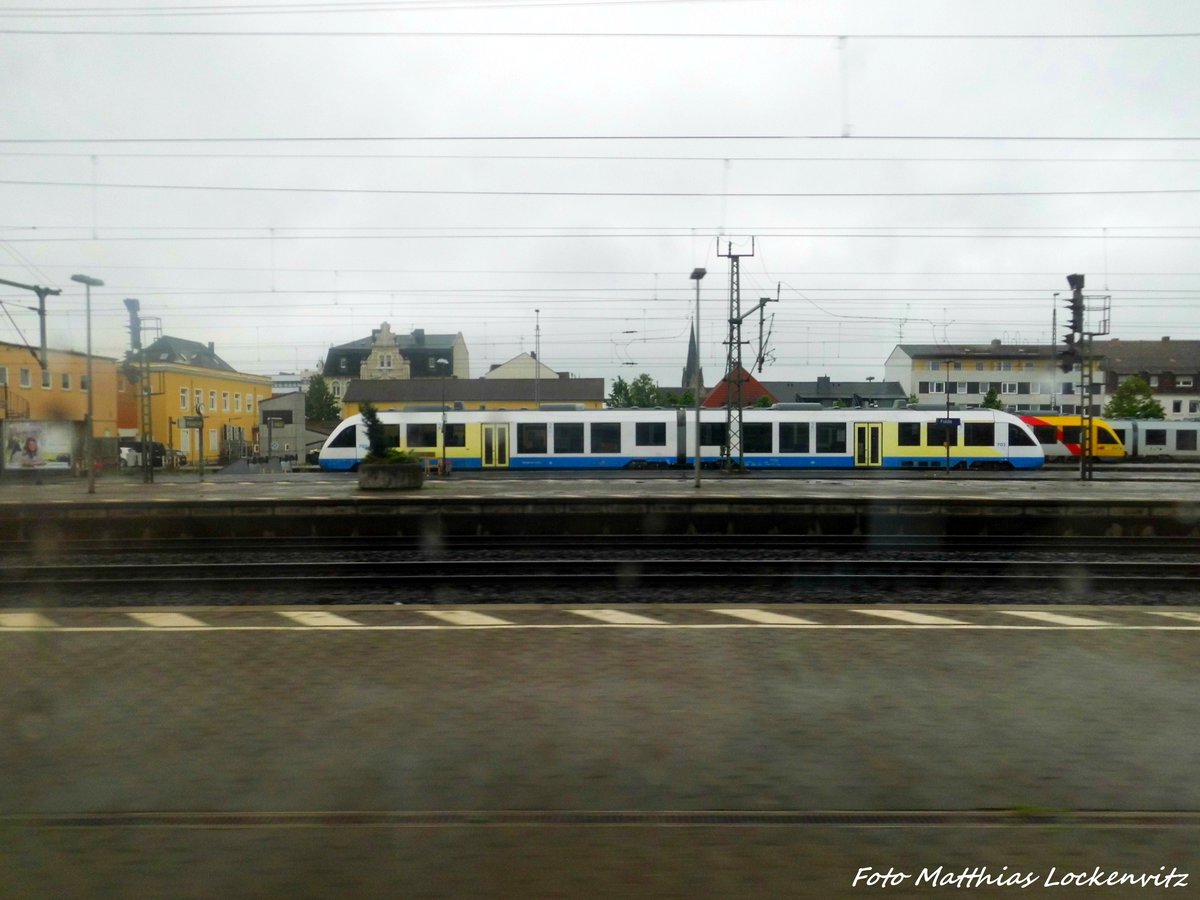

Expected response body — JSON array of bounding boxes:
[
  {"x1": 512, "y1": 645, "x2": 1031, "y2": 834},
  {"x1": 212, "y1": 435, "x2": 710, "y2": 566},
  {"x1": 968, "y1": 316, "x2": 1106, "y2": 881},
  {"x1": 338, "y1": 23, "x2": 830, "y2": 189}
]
[{"x1": 1019, "y1": 415, "x2": 1125, "y2": 462}]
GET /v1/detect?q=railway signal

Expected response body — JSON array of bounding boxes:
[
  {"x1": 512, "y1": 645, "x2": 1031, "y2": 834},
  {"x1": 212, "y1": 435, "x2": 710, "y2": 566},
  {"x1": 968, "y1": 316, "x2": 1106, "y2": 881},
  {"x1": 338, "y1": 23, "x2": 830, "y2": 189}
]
[
  {"x1": 1058, "y1": 332, "x2": 1080, "y2": 373},
  {"x1": 1066, "y1": 273, "x2": 1086, "y2": 334}
]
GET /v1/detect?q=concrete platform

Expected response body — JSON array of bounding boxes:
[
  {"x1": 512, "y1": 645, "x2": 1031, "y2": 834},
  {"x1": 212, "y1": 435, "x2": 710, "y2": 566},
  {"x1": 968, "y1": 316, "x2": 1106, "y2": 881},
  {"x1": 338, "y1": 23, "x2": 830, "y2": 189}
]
[{"x1": 2, "y1": 470, "x2": 1198, "y2": 539}]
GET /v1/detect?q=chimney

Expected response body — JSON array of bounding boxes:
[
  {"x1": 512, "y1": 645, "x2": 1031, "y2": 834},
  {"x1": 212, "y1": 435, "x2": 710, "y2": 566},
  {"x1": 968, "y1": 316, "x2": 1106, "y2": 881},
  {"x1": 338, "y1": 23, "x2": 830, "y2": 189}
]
[
  {"x1": 413, "y1": 329, "x2": 425, "y2": 346},
  {"x1": 208, "y1": 341, "x2": 215, "y2": 355},
  {"x1": 1162, "y1": 336, "x2": 1171, "y2": 342},
  {"x1": 990, "y1": 339, "x2": 1001, "y2": 349}
]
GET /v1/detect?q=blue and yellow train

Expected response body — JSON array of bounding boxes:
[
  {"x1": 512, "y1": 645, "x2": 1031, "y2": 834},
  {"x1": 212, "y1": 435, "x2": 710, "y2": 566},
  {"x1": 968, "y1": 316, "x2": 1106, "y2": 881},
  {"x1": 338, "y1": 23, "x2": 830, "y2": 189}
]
[{"x1": 319, "y1": 405, "x2": 1045, "y2": 471}]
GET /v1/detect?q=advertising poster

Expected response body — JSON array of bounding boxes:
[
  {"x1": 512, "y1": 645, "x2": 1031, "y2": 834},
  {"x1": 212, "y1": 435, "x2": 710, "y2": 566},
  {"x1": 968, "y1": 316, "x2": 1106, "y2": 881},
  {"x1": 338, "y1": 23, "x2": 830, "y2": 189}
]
[{"x1": 4, "y1": 420, "x2": 77, "y2": 470}]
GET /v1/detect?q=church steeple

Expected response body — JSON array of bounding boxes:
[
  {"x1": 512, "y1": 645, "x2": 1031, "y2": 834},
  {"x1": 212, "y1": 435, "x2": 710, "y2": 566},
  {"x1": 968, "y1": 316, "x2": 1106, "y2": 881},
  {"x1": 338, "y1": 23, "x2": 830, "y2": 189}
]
[{"x1": 681, "y1": 325, "x2": 704, "y2": 392}]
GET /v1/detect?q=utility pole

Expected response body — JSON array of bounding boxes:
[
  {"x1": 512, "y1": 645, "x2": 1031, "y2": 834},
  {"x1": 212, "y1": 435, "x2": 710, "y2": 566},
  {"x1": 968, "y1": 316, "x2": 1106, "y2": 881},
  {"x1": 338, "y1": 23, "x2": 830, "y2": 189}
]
[
  {"x1": 718, "y1": 238, "x2": 754, "y2": 470},
  {"x1": 0, "y1": 278, "x2": 60, "y2": 371},
  {"x1": 1061, "y1": 274, "x2": 1111, "y2": 481}
]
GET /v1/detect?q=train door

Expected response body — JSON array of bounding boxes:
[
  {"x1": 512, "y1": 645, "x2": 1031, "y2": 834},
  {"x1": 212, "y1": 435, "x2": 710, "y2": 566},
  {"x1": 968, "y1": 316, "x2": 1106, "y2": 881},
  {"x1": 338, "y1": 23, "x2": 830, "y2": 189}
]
[
  {"x1": 482, "y1": 423, "x2": 509, "y2": 468},
  {"x1": 854, "y1": 422, "x2": 882, "y2": 467}
]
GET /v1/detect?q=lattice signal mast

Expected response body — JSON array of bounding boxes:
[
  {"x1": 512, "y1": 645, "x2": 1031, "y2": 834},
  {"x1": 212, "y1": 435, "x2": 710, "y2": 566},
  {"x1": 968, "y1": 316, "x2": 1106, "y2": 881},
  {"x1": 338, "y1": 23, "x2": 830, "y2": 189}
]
[{"x1": 718, "y1": 238, "x2": 754, "y2": 470}]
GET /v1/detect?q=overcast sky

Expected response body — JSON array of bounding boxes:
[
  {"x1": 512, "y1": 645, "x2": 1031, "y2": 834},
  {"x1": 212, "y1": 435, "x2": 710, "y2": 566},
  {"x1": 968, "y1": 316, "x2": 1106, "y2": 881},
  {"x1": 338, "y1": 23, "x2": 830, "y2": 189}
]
[{"x1": 2, "y1": 0, "x2": 1198, "y2": 390}]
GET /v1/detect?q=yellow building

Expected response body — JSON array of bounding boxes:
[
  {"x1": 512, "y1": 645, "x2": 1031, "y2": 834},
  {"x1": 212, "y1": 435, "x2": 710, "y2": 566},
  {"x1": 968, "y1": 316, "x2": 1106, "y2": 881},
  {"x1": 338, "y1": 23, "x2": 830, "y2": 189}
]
[
  {"x1": 119, "y1": 336, "x2": 272, "y2": 464},
  {"x1": 1, "y1": 340, "x2": 119, "y2": 469},
  {"x1": 341, "y1": 375, "x2": 606, "y2": 416}
]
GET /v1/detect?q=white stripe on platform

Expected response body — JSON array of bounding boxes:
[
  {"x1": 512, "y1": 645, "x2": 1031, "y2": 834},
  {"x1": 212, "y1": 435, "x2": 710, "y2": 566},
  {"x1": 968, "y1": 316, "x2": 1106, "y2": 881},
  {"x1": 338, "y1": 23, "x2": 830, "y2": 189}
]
[
  {"x1": 1145, "y1": 611, "x2": 1200, "y2": 623},
  {"x1": 997, "y1": 610, "x2": 1112, "y2": 627},
  {"x1": 854, "y1": 609, "x2": 969, "y2": 626},
  {"x1": 278, "y1": 611, "x2": 363, "y2": 628},
  {"x1": 0, "y1": 612, "x2": 57, "y2": 629},
  {"x1": 422, "y1": 610, "x2": 513, "y2": 626},
  {"x1": 710, "y1": 609, "x2": 817, "y2": 626},
  {"x1": 570, "y1": 609, "x2": 666, "y2": 626},
  {"x1": 128, "y1": 612, "x2": 207, "y2": 629}
]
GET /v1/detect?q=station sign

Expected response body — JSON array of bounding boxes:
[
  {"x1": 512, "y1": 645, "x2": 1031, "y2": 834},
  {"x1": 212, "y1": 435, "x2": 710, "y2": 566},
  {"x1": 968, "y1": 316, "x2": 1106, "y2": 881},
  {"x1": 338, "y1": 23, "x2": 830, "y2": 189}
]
[
  {"x1": 182, "y1": 416, "x2": 203, "y2": 428},
  {"x1": 936, "y1": 417, "x2": 961, "y2": 426}
]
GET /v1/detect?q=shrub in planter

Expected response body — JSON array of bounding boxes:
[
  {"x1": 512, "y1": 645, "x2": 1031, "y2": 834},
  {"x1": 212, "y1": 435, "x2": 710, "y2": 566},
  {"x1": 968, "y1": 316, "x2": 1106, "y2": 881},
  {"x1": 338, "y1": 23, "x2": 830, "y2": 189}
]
[{"x1": 357, "y1": 403, "x2": 425, "y2": 490}]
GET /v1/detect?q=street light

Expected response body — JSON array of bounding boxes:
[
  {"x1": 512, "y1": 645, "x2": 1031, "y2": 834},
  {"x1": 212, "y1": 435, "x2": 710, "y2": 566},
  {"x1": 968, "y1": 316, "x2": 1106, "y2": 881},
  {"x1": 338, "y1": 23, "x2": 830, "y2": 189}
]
[
  {"x1": 690, "y1": 267, "x2": 706, "y2": 488},
  {"x1": 71, "y1": 274, "x2": 104, "y2": 494},
  {"x1": 435, "y1": 357, "x2": 450, "y2": 474}
]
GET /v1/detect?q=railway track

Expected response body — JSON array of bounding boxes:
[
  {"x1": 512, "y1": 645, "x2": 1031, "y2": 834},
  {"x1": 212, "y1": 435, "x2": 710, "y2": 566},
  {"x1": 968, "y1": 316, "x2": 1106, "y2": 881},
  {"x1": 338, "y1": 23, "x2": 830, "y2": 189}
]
[{"x1": 4, "y1": 536, "x2": 1199, "y2": 606}]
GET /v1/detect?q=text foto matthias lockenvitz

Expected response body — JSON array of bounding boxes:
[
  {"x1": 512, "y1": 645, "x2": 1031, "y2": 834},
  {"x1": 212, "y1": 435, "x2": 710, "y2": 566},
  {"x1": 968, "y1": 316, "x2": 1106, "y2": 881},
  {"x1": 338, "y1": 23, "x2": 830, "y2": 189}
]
[{"x1": 853, "y1": 866, "x2": 1189, "y2": 890}]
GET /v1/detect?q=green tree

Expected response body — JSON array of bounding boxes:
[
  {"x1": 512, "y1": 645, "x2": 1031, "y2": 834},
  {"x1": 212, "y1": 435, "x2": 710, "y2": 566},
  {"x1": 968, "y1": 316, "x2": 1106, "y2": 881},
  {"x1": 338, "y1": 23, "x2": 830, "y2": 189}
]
[
  {"x1": 754, "y1": 395, "x2": 774, "y2": 408},
  {"x1": 1103, "y1": 375, "x2": 1165, "y2": 419},
  {"x1": 305, "y1": 374, "x2": 341, "y2": 421},
  {"x1": 608, "y1": 373, "x2": 666, "y2": 407},
  {"x1": 628, "y1": 373, "x2": 662, "y2": 407},
  {"x1": 360, "y1": 402, "x2": 388, "y2": 459},
  {"x1": 980, "y1": 388, "x2": 1003, "y2": 410},
  {"x1": 607, "y1": 376, "x2": 633, "y2": 408}
]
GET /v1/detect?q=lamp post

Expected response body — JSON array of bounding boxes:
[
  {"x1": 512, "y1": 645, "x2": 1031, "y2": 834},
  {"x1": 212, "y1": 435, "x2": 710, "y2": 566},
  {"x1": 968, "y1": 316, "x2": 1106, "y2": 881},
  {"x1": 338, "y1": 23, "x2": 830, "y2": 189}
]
[
  {"x1": 435, "y1": 357, "x2": 450, "y2": 474},
  {"x1": 690, "y1": 267, "x2": 706, "y2": 488},
  {"x1": 71, "y1": 274, "x2": 104, "y2": 494}
]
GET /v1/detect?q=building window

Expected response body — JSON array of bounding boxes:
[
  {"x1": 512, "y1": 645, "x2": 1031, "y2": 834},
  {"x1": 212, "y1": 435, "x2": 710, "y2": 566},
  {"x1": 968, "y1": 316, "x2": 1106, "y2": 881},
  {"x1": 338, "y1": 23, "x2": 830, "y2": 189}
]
[
  {"x1": 234, "y1": 393, "x2": 242, "y2": 413},
  {"x1": 60, "y1": 373, "x2": 71, "y2": 390},
  {"x1": 1179, "y1": 376, "x2": 1194, "y2": 388},
  {"x1": 247, "y1": 395, "x2": 255, "y2": 413},
  {"x1": 194, "y1": 389, "x2": 203, "y2": 411},
  {"x1": 222, "y1": 392, "x2": 229, "y2": 412},
  {"x1": 975, "y1": 361, "x2": 985, "y2": 371},
  {"x1": 951, "y1": 361, "x2": 963, "y2": 370},
  {"x1": 41, "y1": 369, "x2": 51, "y2": 389},
  {"x1": 209, "y1": 390, "x2": 217, "y2": 411},
  {"x1": 1061, "y1": 382, "x2": 1075, "y2": 395},
  {"x1": 956, "y1": 382, "x2": 969, "y2": 394},
  {"x1": 1173, "y1": 400, "x2": 1182, "y2": 413},
  {"x1": 1149, "y1": 375, "x2": 1160, "y2": 387},
  {"x1": 999, "y1": 361, "x2": 1013, "y2": 371},
  {"x1": 20, "y1": 368, "x2": 32, "y2": 388},
  {"x1": 0, "y1": 367, "x2": 6, "y2": 386},
  {"x1": 180, "y1": 388, "x2": 189, "y2": 410},
  {"x1": 1190, "y1": 401, "x2": 1200, "y2": 414},
  {"x1": 1002, "y1": 383, "x2": 1018, "y2": 394},
  {"x1": 929, "y1": 382, "x2": 944, "y2": 394},
  {"x1": 929, "y1": 361, "x2": 941, "y2": 371},
  {"x1": 380, "y1": 354, "x2": 392, "y2": 369},
  {"x1": 80, "y1": 374, "x2": 88, "y2": 392}
]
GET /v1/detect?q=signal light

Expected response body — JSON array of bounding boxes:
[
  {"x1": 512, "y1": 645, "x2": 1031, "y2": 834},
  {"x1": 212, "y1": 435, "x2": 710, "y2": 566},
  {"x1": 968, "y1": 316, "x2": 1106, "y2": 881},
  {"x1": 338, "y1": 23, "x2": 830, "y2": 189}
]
[
  {"x1": 1065, "y1": 273, "x2": 1085, "y2": 334},
  {"x1": 1059, "y1": 333, "x2": 1080, "y2": 373}
]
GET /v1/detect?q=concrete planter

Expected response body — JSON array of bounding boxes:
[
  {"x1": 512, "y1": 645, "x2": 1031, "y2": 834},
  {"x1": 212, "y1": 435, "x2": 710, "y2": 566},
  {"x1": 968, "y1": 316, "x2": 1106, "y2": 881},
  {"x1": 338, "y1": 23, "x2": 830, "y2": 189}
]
[{"x1": 357, "y1": 462, "x2": 425, "y2": 491}]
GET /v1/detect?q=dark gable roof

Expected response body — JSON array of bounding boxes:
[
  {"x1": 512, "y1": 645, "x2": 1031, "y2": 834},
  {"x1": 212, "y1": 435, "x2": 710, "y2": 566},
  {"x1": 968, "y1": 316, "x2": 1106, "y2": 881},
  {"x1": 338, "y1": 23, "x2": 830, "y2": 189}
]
[
  {"x1": 324, "y1": 331, "x2": 461, "y2": 378},
  {"x1": 762, "y1": 380, "x2": 908, "y2": 401},
  {"x1": 141, "y1": 336, "x2": 235, "y2": 372},
  {"x1": 1093, "y1": 339, "x2": 1200, "y2": 374},
  {"x1": 895, "y1": 343, "x2": 1052, "y2": 361},
  {"x1": 344, "y1": 377, "x2": 604, "y2": 404}
]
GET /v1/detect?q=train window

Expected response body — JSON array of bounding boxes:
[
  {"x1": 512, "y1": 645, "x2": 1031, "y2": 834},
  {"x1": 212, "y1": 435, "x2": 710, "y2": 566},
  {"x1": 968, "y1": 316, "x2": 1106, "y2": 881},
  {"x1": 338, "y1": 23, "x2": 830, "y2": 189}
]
[
  {"x1": 383, "y1": 424, "x2": 400, "y2": 448},
  {"x1": 743, "y1": 423, "x2": 772, "y2": 453},
  {"x1": 1146, "y1": 429, "x2": 1167, "y2": 446},
  {"x1": 1062, "y1": 426, "x2": 1082, "y2": 444},
  {"x1": 779, "y1": 422, "x2": 808, "y2": 452},
  {"x1": 897, "y1": 422, "x2": 921, "y2": 446},
  {"x1": 329, "y1": 425, "x2": 357, "y2": 448},
  {"x1": 926, "y1": 422, "x2": 956, "y2": 447},
  {"x1": 1112, "y1": 428, "x2": 1127, "y2": 443},
  {"x1": 1096, "y1": 429, "x2": 1120, "y2": 446},
  {"x1": 1177, "y1": 430, "x2": 1198, "y2": 452},
  {"x1": 517, "y1": 423, "x2": 548, "y2": 454},
  {"x1": 406, "y1": 424, "x2": 437, "y2": 448},
  {"x1": 635, "y1": 422, "x2": 667, "y2": 446},
  {"x1": 815, "y1": 422, "x2": 846, "y2": 454},
  {"x1": 590, "y1": 422, "x2": 622, "y2": 453},
  {"x1": 963, "y1": 423, "x2": 994, "y2": 446},
  {"x1": 445, "y1": 424, "x2": 466, "y2": 448},
  {"x1": 554, "y1": 423, "x2": 584, "y2": 453},
  {"x1": 1008, "y1": 424, "x2": 1037, "y2": 446},
  {"x1": 699, "y1": 423, "x2": 726, "y2": 446},
  {"x1": 1032, "y1": 425, "x2": 1057, "y2": 445}
]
